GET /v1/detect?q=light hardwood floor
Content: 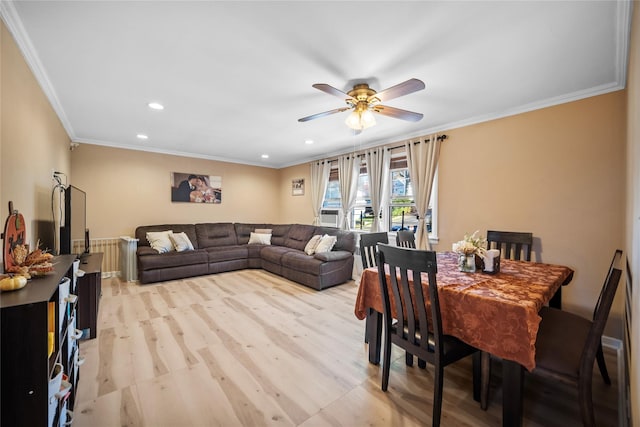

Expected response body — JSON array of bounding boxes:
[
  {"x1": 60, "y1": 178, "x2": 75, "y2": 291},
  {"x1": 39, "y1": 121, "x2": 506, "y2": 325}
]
[{"x1": 73, "y1": 270, "x2": 619, "y2": 426}]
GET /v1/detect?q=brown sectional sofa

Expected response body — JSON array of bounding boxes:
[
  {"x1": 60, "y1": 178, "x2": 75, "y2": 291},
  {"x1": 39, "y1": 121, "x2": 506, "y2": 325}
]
[{"x1": 135, "y1": 223, "x2": 356, "y2": 290}]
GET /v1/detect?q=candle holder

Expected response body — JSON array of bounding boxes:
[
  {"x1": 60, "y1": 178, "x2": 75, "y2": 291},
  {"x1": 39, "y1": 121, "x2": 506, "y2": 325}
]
[{"x1": 458, "y1": 253, "x2": 476, "y2": 272}]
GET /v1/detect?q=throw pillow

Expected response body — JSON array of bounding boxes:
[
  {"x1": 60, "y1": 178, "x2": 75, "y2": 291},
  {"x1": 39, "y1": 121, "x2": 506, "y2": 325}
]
[
  {"x1": 314, "y1": 234, "x2": 337, "y2": 254},
  {"x1": 146, "y1": 230, "x2": 174, "y2": 254},
  {"x1": 304, "y1": 234, "x2": 323, "y2": 255},
  {"x1": 248, "y1": 232, "x2": 272, "y2": 245},
  {"x1": 170, "y1": 232, "x2": 194, "y2": 252},
  {"x1": 254, "y1": 228, "x2": 272, "y2": 235}
]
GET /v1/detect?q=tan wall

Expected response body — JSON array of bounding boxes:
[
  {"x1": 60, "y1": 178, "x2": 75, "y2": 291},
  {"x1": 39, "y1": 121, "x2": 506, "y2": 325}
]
[
  {"x1": 0, "y1": 21, "x2": 70, "y2": 251},
  {"x1": 70, "y1": 145, "x2": 282, "y2": 237},
  {"x1": 277, "y1": 162, "x2": 313, "y2": 224},
  {"x1": 626, "y1": 0, "x2": 639, "y2": 422}
]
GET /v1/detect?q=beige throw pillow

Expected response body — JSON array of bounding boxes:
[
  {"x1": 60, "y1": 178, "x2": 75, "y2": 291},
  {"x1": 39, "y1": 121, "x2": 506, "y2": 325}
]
[
  {"x1": 248, "y1": 232, "x2": 272, "y2": 245},
  {"x1": 170, "y1": 232, "x2": 194, "y2": 252},
  {"x1": 314, "y1": 234, "x2": 337, "y2": 253},
  {"x1": 146, "y1": 230, "x2": 174, "y2": 254},
  {"x1": 254, "y1": 228, "x2": 272, "y2": 235},
  {"x1": 304, "y1": 234, "x2": 323, "y2": 255}
]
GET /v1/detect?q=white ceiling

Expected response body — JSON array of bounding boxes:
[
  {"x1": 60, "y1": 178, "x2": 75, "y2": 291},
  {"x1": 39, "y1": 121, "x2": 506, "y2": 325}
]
[{"x1": 2, "y1": 1, "x2": 633, "y2": 168}]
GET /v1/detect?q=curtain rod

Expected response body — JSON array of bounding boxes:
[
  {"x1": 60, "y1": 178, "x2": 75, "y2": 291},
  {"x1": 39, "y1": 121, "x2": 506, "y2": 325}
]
[
  {"x1": 313, "y1": 134, "x2": 448, "y2": 164},
  {"x1": 386, "y1": 134, "x2": 448, "y2": 151}
]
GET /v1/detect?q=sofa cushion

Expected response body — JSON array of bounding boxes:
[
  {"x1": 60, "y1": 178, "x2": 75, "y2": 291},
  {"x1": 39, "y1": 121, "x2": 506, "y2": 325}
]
[
  {"x1": 260, "y1": 245, "x2": 295, "y2": 265},
  {"x1": 270, "y1": 224, "x2": 291, "y2": 246},
  {"x1": 284, "y1": 224, "x2": 316, "y2": 251},
  {"x1": 248, "y1": 232, "x2": 272, "y2": 245},
  {"x1": 304, "y1": 235, "x2": 322, "y2": 255},
  {"x1": 234, "y1": 223, "x2": 270, "y2": 244},
  {"x1": 170, "y1": 232, "x2": 195, "y2": 252},
  {"x1": 314, "y1": 251, "x2": 353, "y2": 262},
  {"x1": 136, "y1": 224, "x2": 199, "y2": 249},
  {"x1": 315, "y1": 227, "x2": 357, "y2": 253},
  {"x1": 280, "y1": 251, "x2": 324, "y2": 275},
  {"x1": 206, "y1": 245, "x2": 249, "y2": 262},
  {"x1": 138, "y1": 249, "x2": 208, "y2": 271},
  {"x1": 195, "y1": 223, "x2": 237, "y2": 248},
  {"x1": 315, "y1": 234, "x2": 337, "y2": 253},
  {"x1": 146, "y1": 230, "x2": 175, "y2": 253}
]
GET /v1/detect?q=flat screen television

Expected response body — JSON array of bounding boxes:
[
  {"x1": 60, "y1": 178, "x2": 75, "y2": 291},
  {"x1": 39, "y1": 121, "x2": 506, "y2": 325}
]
[{"x1": 59, "y1": 185, "x2": 88, "y2": 257}]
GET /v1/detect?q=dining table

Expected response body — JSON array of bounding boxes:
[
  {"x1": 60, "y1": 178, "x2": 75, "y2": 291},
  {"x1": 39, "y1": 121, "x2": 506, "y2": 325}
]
[{"x1": 354, "y1": 251, "x2": 574, "y2": 427}]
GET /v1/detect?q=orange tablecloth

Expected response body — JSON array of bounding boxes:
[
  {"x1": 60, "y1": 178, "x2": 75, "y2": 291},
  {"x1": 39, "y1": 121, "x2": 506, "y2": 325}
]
[{"x1": 354, "y1": 252, "x2": 574, "y2": 371}]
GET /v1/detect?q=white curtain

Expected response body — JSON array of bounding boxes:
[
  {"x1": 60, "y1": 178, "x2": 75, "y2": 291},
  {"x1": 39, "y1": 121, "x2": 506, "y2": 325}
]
[
  {"x1": 309, "y1": 161, "x2": 331, "y2": 225},
  {"x1": 405, "y1": 135, "x2": 442, "y2": 250},
  {"x1": 365, "y1": 148, "x2": 391, "y2": 232},
  {"x1": 338, "y1": 154, "x2": 359, "y2": 230}
]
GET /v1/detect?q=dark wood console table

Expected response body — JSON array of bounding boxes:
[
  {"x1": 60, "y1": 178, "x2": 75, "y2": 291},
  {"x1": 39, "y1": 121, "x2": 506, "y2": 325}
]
[{"x1": 77, "y1": 252, "x2": 102, "y2": 339}]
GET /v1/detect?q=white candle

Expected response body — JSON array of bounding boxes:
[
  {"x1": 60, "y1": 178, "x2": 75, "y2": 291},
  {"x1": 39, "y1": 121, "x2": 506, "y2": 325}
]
[{"x1": 483, "y1": 249, "x2": 500, "y2": 272}]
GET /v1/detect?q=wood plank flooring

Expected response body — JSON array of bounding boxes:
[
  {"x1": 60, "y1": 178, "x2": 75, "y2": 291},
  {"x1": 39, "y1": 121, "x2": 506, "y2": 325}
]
[{"x1": 73, "y1": 270, "x2": 619, "y2": 426}]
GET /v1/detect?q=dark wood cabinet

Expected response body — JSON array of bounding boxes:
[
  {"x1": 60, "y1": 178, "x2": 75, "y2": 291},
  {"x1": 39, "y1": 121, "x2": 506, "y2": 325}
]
[
  {"x1": 76, "y1": 252, "x2": 102, "y2": 339},
  {"x1": 1, "y1": 254, "x2": 79, "y2": 426}
]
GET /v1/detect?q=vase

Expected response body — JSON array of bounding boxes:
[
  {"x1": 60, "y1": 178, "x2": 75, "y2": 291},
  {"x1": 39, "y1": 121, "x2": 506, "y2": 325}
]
[{"x1": 458, "y1": 253, "x2": 476, "y2": 272}]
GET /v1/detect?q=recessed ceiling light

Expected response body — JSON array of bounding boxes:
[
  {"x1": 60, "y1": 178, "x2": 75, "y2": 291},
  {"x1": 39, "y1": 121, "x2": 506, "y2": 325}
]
[
  {"x1": 136, "y1": 134, "x2": 149, "y2": 140},
  {"x1": 305, "y1": 139, "x2": 314, "y2": 145},
  {"x1": 261, "y1": 154, "x2": 269, "y2": 159},
  {"x1": 148, "y1": 102, "x2": 164, "y2": 110}
]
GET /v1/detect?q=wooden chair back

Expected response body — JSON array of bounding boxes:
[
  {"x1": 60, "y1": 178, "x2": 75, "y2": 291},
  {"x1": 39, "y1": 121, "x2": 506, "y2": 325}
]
[
  {"x1": 582, "y1": 250, "x2": 623, "y2": 374},
  {"x1": 377, "y1": 244, "x2": 442, "y2": 359},
  {"x1": 486, "y1": 230, "x2": 533, "y2": 261},
  {"x1": 396, "y1": 230, "x2": 416, "y2": 248},
  {"x1": 359, "y1": 232, "x2": 388, "y2": 269}
]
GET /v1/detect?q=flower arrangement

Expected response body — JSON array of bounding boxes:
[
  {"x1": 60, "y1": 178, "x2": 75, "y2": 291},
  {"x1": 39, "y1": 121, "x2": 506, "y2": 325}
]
[{"x1": 452, "y1": 230, "x2": 487, "y2": 257}]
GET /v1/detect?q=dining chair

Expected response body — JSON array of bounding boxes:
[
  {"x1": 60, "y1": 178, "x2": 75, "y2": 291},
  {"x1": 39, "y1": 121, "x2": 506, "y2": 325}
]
[
  {"x1": 376, "y1": 243, "x2": 482, "y2": 427},
  {"x1": 396, "y1": 230, "x2": 416, "y2": 248},
  {"x1": 486, "y1": 230, "x2": 533, "y2": 261},
  {"x1": 359, "y1": 232, "x2": 388, "y2": 270},
  {"x1": 360, "y1": 232, "x2": 422, "y2": 366},
  {"x1": 359, "y1": 232, "x2": 389, "y2": 344},
  {"x1": 532, "y1": 249, "x2": 623, "y2": 427}
]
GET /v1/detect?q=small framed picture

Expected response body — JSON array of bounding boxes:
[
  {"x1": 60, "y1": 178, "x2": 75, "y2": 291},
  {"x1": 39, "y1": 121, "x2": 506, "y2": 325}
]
[{"x1": 292, "y1": 178, "x2": 304, "y2": 196}]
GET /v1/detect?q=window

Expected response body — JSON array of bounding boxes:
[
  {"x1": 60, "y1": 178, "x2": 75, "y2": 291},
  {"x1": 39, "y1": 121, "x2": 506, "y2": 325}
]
[
  {"x1": 322, "y1": 167, "x2": 341, "y2": 209},
  {"x1": 389, "y1": 168, "x2": 416, "y2": 232},
  {"x1": 388, "y1": 156, "x2": 437, "y2": 237},
  {"x1": 320, "y1": 151, "x2": 437, "y2": 238},
  {"x1": 353, "y1": 162, "x2": 374, "y2": 231}
]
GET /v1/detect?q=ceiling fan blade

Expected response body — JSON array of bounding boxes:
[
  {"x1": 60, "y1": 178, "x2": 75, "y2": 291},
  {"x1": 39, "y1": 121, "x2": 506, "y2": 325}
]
[
  {"x1": 312, "y1": 83, "x2": 356, "y2": 101},
  {"x1": 373, "y1": 105, "x2": 424, "y2": 122},
  {"x1": 370, "y1": 78, "x2": 425, "y2": 102},
  {"x1": 298, "y1": 107, "x2": 351, "y2": 122}
]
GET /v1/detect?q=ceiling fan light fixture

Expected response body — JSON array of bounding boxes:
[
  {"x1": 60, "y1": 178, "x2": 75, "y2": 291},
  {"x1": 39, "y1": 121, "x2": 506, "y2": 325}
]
[
  {"x1": 300, "y1": 79, "x2": 424, "y2": 130},
  {"x1": 361, "y1": 109, "x2": 376, "y2": 128},
  {"x1": 345, "y1": 109, "x2": 376, "y2": 130}
]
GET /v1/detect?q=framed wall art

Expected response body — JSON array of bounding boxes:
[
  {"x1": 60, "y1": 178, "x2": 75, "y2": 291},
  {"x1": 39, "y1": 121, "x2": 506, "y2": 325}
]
[
  {"x1": 171, "y1": 172, "x2": 222, "y2": 203},
  {"x1": 292, "y1": 178, "x2": 304, "y2": 196}
]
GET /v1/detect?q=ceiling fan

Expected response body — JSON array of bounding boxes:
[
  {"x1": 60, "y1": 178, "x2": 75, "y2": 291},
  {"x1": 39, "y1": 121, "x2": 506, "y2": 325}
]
[{"x1": 298, "y1": 78, "x2": 425, "y2": 131}]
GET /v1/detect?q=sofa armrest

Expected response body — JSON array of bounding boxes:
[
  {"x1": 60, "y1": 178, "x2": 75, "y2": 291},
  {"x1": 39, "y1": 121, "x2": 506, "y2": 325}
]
[
  {"x1": 137, "y1": 246, "x2": 159, "y2": 256},
  {"x1": 314, "y1": 250, "x2": 353, "y2": 262}
]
